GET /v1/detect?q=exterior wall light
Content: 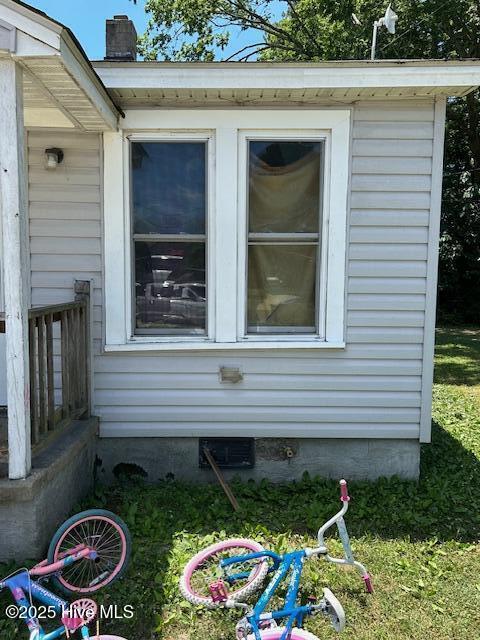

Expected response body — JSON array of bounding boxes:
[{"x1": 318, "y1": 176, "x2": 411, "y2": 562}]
[{"x1": 45, "y1": 147, "x2": 64, "y2": 169}]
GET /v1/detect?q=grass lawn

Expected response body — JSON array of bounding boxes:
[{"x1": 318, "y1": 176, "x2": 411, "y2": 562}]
[{"x1": 2, "y1": 328, "x2": 480, "y2": 639}]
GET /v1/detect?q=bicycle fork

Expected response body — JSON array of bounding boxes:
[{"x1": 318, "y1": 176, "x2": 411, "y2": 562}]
[{"x1": 314, "y1": 480, "x2": 373, "y2": 593}]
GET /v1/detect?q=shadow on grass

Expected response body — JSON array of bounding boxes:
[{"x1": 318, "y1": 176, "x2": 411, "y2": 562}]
[{"x1": 434, "y1": 327, "x2": 480, "y2": 385}]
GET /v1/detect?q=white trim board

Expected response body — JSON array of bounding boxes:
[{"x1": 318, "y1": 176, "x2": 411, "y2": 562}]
[
  {"x1": 94, "y1": 61, "x2": 480, "y2": 94},
  {"x1": 121, "y1": 109, "x2": 350, "y2": 131},
  {"x1": 104, "y1": 109, "x2": 351, "y2": 351},
  {"x1": 99, "y1": 422, "x2": 420, "y2": 439},
  {"x1": 420, "y1": 96, "x2": 446, "y2": 444},
  {"x1": 0, "y1": 0, "x2": 61, "y2": 49}
]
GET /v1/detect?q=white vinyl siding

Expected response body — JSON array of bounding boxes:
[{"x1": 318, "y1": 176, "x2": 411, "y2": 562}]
[
  {"x1": 28, "y1": 131, "x2": 103, "y2": 351},
  {"x1": 27, "y1": 98, "x2": 437, "y2": 440}
]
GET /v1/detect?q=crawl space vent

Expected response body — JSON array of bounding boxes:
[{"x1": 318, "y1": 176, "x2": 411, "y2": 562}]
[{"x1": 199, "y1": 438, "x2": 255, "y2": 469}]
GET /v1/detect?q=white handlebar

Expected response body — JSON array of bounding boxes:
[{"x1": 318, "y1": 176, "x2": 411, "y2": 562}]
[{"x1": 317, "y1": 499, "x2": 349, "y2": 547}]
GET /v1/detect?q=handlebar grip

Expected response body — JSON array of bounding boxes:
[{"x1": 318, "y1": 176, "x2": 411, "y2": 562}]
[
  {"x1": 363, "y1": 574, "x2": 374, "y2": 594},
  {"x1": 339, "y1": 479, "x2": 350, "y2": 502}
]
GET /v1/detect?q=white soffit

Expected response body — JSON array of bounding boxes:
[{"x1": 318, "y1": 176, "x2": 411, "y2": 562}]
[
  {"x1": 0, "y1": 0, "x2": 119, "y2": 130},
  {"x1": 24, "y1": 106, "x2": 74, "y2": 128}
]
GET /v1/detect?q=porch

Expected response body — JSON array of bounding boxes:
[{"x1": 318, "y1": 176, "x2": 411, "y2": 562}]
[
  {"x1": 0, "y1": 280, "x2": 100, "y2": 560},
  {"x1": 0, "y1": 0, "x2": 119, "y2": 559},
  {"x1": 0, "y1": 282, "x2": 92, "y2": 478},
  {"x1": 0, "y1": 0, "x2": 118, "y2": 479}
]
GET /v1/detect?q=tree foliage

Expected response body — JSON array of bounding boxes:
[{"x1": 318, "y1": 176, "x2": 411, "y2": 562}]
[
  {"x1": 440, "y1": 94, "x2": 480, "y2": 323},
  {"x1": 137, "y1": 0, "x2": 480, "y2": 322}
]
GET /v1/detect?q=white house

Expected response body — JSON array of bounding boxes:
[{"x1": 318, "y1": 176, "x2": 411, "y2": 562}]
[{"x1": 1, "y1": 0, "x2": 480, "y2": 532}]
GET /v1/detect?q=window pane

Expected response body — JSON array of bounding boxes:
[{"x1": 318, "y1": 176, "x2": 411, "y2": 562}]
[
  {"x1": 132, "y1": 142, "x2": 206, "y2": 235},
  {"x1": 249, "y1": 141, "x2": 322, "y2": 233},
  {"x1": 247, "y1": 244, "x2": 316, "y2": 333},
  {"x1": 135, "y1": 242, "x2": 206, "y2": 333}
]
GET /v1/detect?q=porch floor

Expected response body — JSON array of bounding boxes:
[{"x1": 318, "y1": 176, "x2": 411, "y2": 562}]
[{"x1": 0, "y1": 412, "x2": 96, "y2": 479}]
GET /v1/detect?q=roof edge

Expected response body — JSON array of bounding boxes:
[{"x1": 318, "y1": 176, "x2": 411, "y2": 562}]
[
  {"x1": 92, "y1": 58, "x2": 480, "y2": 68},
  {"x1": 8, "y1": 0, "x2": 123, "y2": 119}
]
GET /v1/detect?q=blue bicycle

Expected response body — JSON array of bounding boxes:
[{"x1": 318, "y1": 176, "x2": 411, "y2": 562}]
[{"x1": 180, "y1": 480, "x2": 372, "y2": 640}]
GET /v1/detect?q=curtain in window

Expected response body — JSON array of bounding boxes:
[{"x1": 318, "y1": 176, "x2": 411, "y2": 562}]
[
  {"x1": 249, "y1": 147, "x2": 320, "y2": 233},
  {"x1": 247, "y1": 141, "x2": 321, "y2": 333}
]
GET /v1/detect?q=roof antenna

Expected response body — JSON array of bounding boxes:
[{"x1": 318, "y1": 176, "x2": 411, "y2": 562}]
[{"x1": 371, "y1": 3, "x2": 398, "y2": 60}]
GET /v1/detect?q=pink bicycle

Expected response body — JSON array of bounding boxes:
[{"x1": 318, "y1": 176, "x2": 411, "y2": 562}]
[
  {"x1": 180, "y1": 480, "x2": 372, "y2": 640},
  {"x1": 1, "y1": 509, "x2": 131, "y2": 640}
]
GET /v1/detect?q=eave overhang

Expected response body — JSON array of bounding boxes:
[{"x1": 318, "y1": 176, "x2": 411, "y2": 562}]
[
  {"x1": 93, "y1": 59, "x2": 480, "y2": 108},
  {"x1": 0, "y1": 0, "x2": 121, "y2": 131}
]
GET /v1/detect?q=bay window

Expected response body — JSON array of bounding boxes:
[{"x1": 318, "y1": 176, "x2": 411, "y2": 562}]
[{"x1": 104, "y1": 110, "x2": 350, "y2": 350}]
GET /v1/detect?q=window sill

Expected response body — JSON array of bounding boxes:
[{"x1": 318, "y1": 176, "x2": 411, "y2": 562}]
[{"x1": 103, "y1": 339, "x2": 346, "y2": 353}]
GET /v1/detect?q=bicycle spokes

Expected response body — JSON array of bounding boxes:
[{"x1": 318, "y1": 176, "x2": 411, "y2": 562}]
[{"x1": 54, "y1": 517, "x2": 125, "y2": 590}]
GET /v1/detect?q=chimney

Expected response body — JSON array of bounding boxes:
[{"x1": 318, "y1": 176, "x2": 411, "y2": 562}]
[{"x1": 105, "y1": 15, "x2": 137, "y2": 61}]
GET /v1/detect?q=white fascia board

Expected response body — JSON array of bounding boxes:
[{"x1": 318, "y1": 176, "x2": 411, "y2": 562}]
[
  {"x1": 59, "y1": 35, "x2": 119, "y2": 131},
  {"x1": 15, "y1": 31, "x2": 58, "y2": 56},
  {"x1": 94, "y1": 62, "x2": 480, "y2": 92},
  {"x1": 0, "y1": 0, "x2": 61, "y2": 50}
]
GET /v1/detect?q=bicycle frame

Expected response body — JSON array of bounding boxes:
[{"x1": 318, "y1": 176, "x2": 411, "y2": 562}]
[
  {"x1": 220, "y1": 480, "x2": 372, "y2": 640},
  {"x1": 0, "y1": 546, "x2": 98, "y2": 640},
  {"x1": 223, "y1": 548, "x2": 311, "y2": 640}
]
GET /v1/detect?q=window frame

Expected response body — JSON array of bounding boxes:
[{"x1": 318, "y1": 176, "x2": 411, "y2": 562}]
[
  {"x1": 237, "y1": 131, "x2": 329, "y2": 342},
  {"x1": 129, "y1": 137, "x2": 210, "y2": 338},
  {"x1": 103, "y1": 109, "x2": 351, "y2": 351},
  {"x1": 125, "y1": 131, "x2": 216, "y2": 344}
]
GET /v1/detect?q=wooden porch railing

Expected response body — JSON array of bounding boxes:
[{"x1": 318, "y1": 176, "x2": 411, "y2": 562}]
[{"x1": 0, "y1": 281, "x2": 91, "y2": 446}]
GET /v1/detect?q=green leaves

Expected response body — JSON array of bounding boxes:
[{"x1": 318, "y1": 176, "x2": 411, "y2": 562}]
[{"x1": 136, "y1": 1, "x2": 480, "y2": 62}]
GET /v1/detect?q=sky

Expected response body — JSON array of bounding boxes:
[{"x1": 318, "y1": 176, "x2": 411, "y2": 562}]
[{"x1": 27, "y1": 0, "x2": 279, "y2": 61}]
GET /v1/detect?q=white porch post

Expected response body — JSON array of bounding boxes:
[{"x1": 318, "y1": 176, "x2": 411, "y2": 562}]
[{"x1": 0, "y1": 59, "x2": 31, "y2": 480}]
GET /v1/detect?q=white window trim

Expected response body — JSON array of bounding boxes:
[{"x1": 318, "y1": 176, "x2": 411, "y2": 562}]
[{"x1": 103, "y1": 109, "x2": 351, "y2": 352}]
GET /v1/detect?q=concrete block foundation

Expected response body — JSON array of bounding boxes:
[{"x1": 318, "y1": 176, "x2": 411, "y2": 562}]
[
  {"x1": 97, "y1": 437, "x2": 420, "y2": 484},
  {"x1": 0, "y1": 418, "x2": 98, "y2": 561}
]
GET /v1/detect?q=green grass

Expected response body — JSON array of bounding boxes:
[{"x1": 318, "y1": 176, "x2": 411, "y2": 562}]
[
  {"x1": 2, "y1": 328, "x2": 480, "y2": 639},
  {"x1": 434, "y1": 327, "x2": 480, "y2": 387}
]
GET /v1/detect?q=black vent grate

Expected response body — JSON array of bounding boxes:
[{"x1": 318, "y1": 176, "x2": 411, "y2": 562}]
[{"x1": 199, "y1": 438, "x2": 255, "y2": 469}]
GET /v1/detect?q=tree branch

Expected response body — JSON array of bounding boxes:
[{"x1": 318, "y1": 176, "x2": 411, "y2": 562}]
[
  {"x1": 224, "y1": 0, "x2": 310, "y2": 55},
  {"x1": 224, "y1": 40, "x2": 297, "y2": 61},
  {"x1": 284, "y1": 0, "x2": 321, "y2": 55}
]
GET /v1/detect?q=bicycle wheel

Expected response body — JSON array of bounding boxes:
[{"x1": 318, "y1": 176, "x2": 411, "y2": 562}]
[
  {"x1": 247, "y1": 629, "x2": 320, "y2": 640},
  {"x1": 47, "y1": 509, "x2": 131, "y2": 596},
  {"x1": 180, "y1": 538, "x2": 269, "y2": 608},
  {"x1": 323, "y1": 588, "x2": 345, "y2": 632}
]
